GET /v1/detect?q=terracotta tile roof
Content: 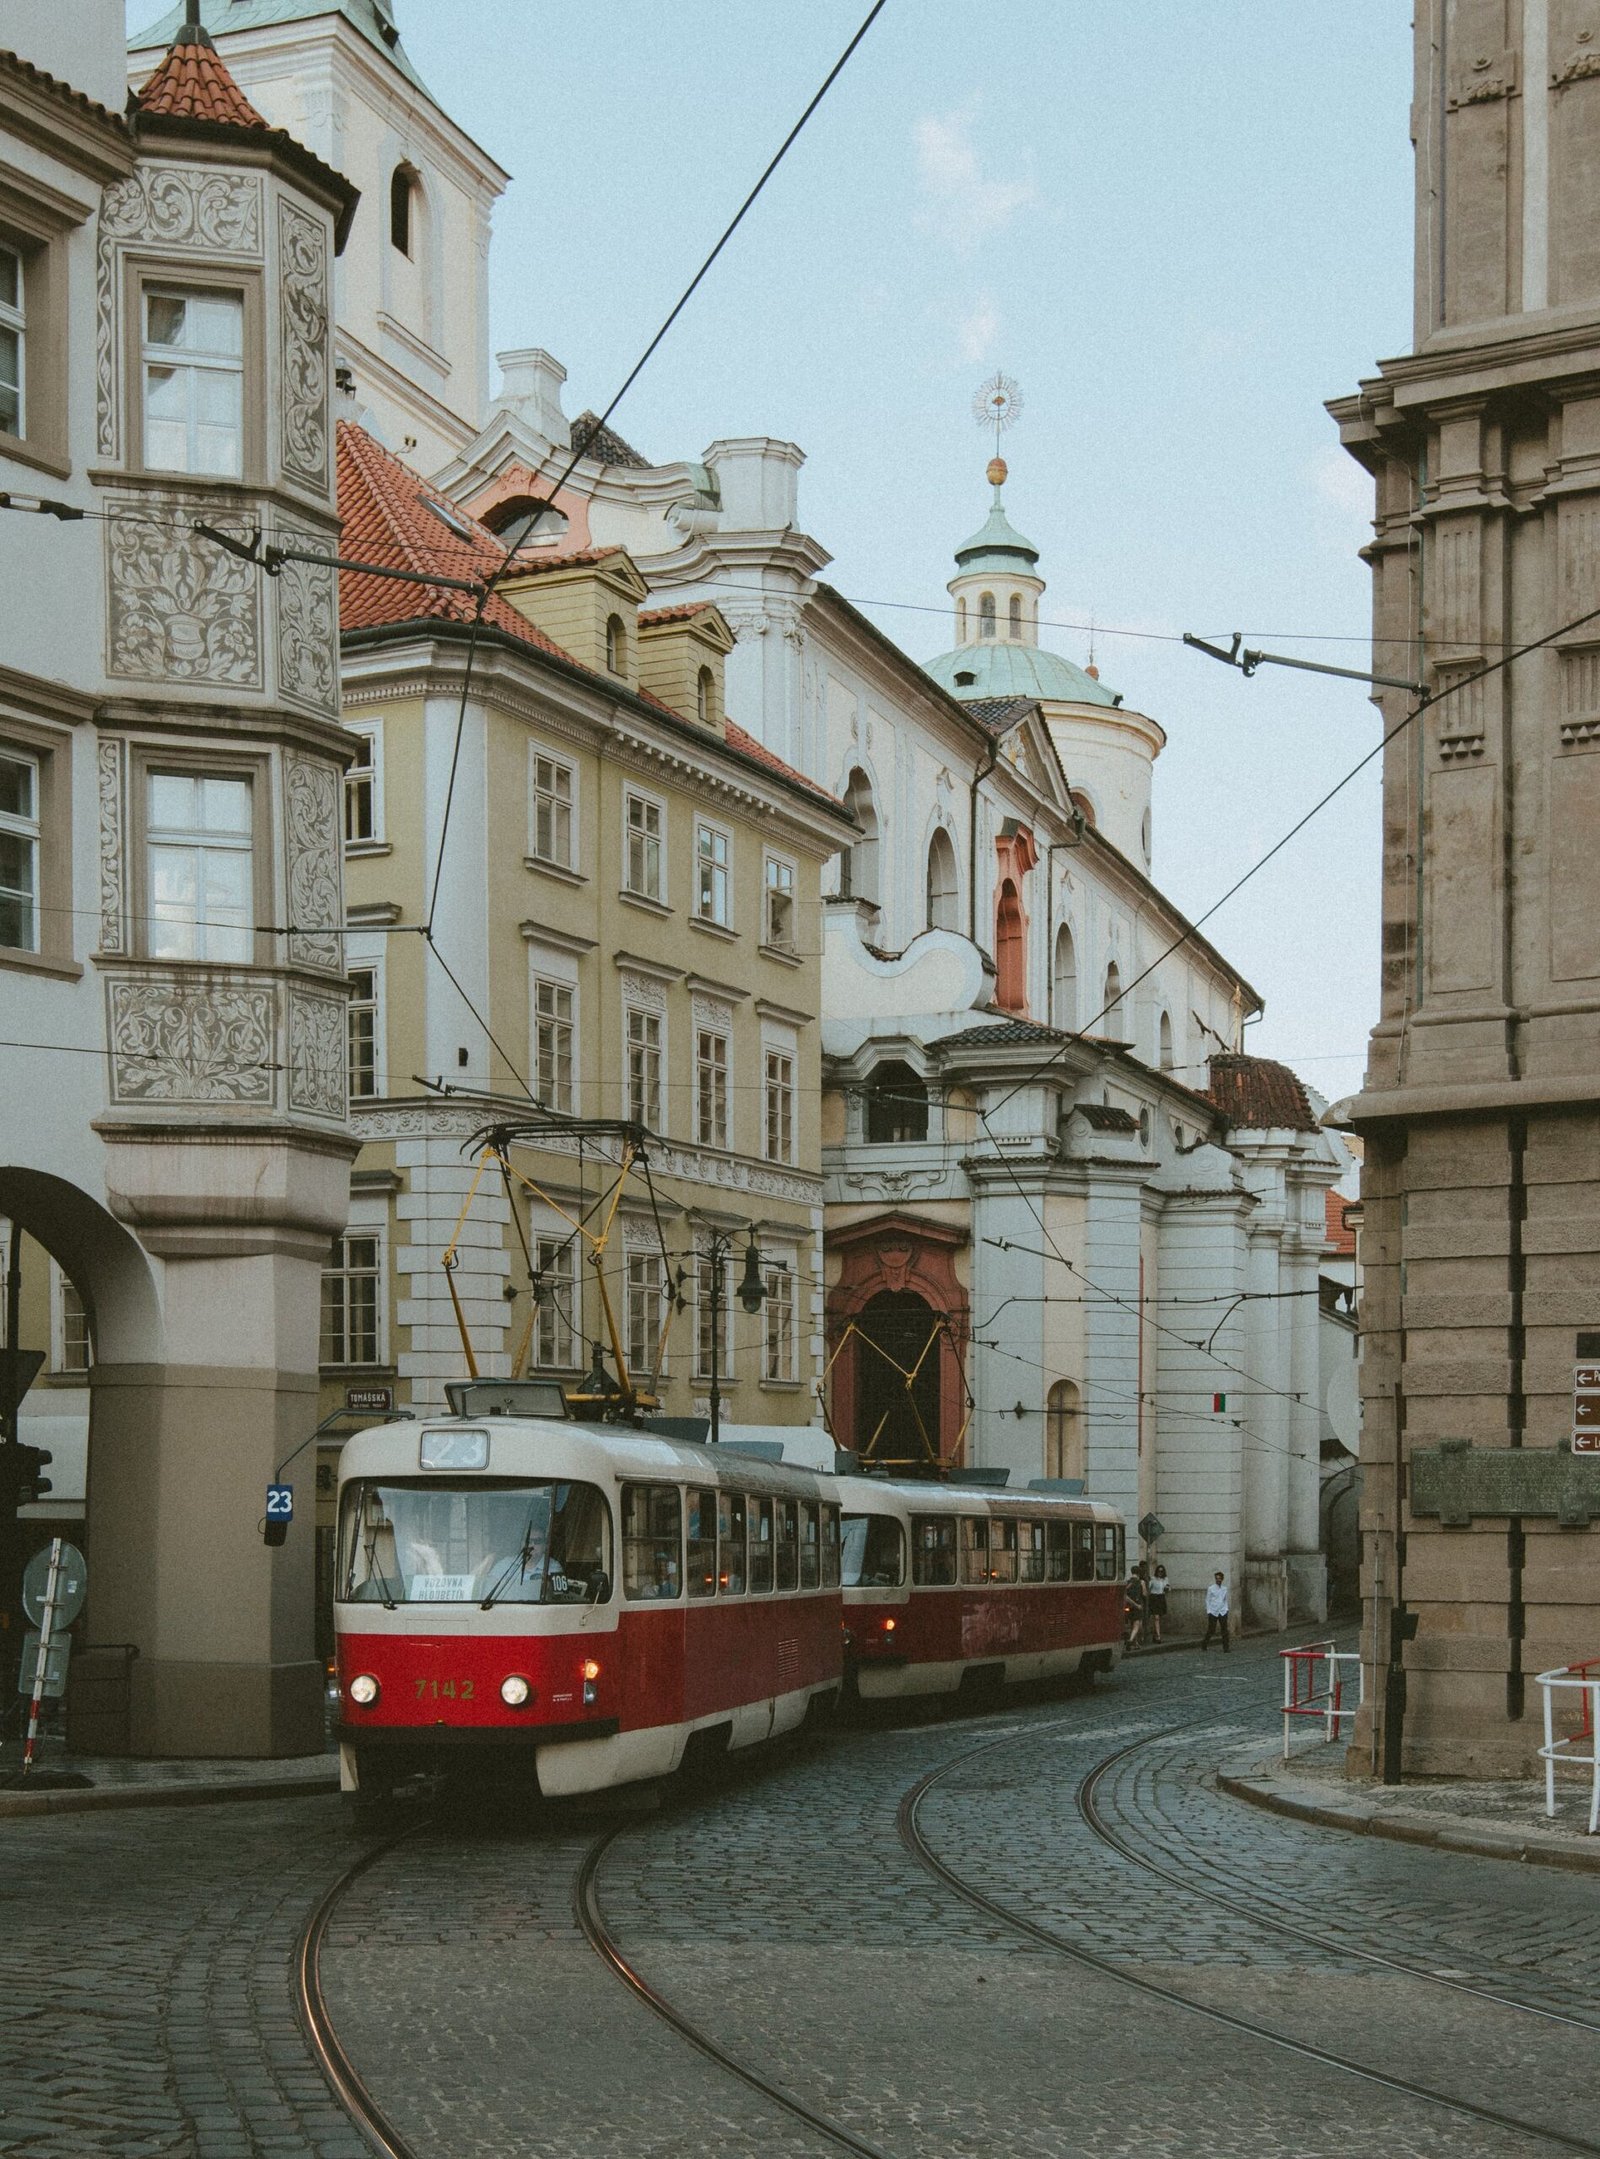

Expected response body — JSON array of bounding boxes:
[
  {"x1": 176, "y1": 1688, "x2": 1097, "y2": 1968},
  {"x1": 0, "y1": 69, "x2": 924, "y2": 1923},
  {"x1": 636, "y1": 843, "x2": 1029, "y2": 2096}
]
[
  {"x1": 498, "y1": 545, "x2": 622, "y2": 579},
  {"x1": 136, "y1": 27, "x2": 270, "y2": 127},
  {"x1": 1324, "y1": 1188, "x2": 1357, "y2": 1255},
  {"x1": 336, "y1": 423, "x2": 847, "y2": 819},
  {"x1": 929, "y1": 1018, "x2": 1121, "y2": 1054},
  {"x1": 1206, "y1": 1053, "x2": 1319, "y2": 1133},
  {"x1": 569, "y1": 410, "x2": 649, "y2": 469},
  {"x1": 639, "y1": 603, "x2": 720, "y2": 626}
]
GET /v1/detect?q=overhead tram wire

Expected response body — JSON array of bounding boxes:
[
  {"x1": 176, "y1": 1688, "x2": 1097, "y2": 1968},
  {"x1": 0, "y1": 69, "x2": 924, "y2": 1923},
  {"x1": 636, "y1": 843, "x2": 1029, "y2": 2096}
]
[{"x1": 421, "y1": 0, "x2": 889, "y2": 943}]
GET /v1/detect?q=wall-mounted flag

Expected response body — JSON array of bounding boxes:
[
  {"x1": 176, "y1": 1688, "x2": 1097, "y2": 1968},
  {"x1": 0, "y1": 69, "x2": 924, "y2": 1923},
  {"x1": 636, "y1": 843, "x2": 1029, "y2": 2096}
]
[{"x1": 1212, "y1": 1393, "x2": 1227, "y2": 1413}]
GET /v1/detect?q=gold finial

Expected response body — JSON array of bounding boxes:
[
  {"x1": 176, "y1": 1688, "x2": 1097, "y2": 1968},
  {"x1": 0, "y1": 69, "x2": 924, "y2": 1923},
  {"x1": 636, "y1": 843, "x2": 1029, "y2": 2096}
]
[{"x1": 986, "y1": 456, "x2": 1008, "y2": 488}]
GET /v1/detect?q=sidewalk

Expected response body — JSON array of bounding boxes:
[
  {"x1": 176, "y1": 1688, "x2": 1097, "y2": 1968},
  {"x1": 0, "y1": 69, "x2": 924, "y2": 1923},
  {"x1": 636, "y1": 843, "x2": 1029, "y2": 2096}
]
[
  {"x1": 1220, "y1": 1731, "x2": 1600, "y2": 1875},
  {"x1": 0, "y1": 1727, "x2": 338, "y2": 1818}
]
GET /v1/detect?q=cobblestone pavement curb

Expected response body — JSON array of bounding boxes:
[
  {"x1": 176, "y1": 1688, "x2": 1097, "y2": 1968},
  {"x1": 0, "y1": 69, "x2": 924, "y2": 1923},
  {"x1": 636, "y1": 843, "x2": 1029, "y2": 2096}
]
[
  {"x1": 1219, "y1": 1765, "x2": 1600, "y2": 1874},
  {"x1": 0, "y1": 1765, "x2": 339, "y2": 1819}
]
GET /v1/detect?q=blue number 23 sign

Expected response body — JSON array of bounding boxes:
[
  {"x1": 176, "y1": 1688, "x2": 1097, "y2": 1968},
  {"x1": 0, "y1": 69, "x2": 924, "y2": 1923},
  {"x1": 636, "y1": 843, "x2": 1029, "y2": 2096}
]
[{"x1": 265, "y1": 1484, "x2": 294, "y2": 1522}]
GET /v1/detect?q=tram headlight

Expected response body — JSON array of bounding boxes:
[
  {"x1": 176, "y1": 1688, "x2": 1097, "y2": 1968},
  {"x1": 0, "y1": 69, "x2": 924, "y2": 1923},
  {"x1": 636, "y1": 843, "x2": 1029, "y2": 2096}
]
[
  {"x1": 500, "y1": 1674, "x2": 532, "y2": 1706},
  {"x1": 348, "y1": 1672, "x2": 380, "y2": 1706},
  {"x1": 581, "y1": 1659, "x2": 602, "y2": 1682}
]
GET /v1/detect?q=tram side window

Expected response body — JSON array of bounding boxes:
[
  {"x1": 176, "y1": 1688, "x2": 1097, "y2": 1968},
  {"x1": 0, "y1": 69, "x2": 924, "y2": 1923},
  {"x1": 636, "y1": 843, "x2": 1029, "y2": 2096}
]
[
  {"x1": 749, "y1": 1496, "x2": 774, "y2": 1593},
  {"x1": 821, "y1": 1503, "x2": 841, "y2": 1587},
  {"x1": 842, "y1": 1513, "x2": 906, "y2": 1587},
  {"x1": 911, "y1": 1516, "x2": 957, "y2": 1586},
  {"x1": 1095, "y1": 1524, "x2": 1120, "y2": 1582},
  {"x1": 961, "y1": 1517, "x2": 989, "y2": 1585},
  {"x1": 776, "y1": 1498, "x2": 799, "y2": 1591},
  {"x1": 1072, "y1": 1522, "x2": 1095, "y2": 1581},
  {"x1": 687, "y1": 1486, "x2": 717, "y2": 1597},
  {"x1": 1018, "y1": 1520, "x2": 1045, "y2": 1583},
  {"x1": 719, "y1": 1489, "x2": 747, "y2": 1594},
  {"x1": 1047, "y1": 1522, "x2": 1072, "y2": 1582},
  {"x1": 989, "y1": 1518, "x2": 1018, "y2": 1584},
  {"x1": 622, "y1": 1483, "x2": 682, "y2": 1600},
  {"x1": 800, "y1": 1501, "x2": 821, "y2": 1589}
]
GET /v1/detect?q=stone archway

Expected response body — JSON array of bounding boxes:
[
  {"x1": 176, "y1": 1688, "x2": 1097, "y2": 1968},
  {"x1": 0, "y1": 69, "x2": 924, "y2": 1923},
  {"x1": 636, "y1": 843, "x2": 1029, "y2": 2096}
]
[{"x1": 826, "y1": 1213, "x2": 969, "y2": 1473}]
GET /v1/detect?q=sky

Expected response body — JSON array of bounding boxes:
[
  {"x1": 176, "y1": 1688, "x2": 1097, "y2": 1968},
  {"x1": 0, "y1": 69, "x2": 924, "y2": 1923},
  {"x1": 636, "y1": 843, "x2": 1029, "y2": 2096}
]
[{"x1": 131, "y1": 0, "x2": 1415, "y2": 1102}]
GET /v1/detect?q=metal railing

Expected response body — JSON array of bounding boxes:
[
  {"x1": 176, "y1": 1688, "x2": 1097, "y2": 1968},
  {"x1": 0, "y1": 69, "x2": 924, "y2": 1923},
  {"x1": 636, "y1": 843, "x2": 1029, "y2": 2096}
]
[
  {"x1": 1536, "y1": 1661, "x2": 1600, "y2": 1835},
  {"x1": 1280, "y1": 1638, "x2": 1362, "y2": 1759}
]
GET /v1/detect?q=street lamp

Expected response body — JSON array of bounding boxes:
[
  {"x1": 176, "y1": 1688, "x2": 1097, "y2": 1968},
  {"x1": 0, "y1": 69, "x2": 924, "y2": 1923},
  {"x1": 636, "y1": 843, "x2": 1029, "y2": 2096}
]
[{"x1": 702, "y1": 1227, "x2": 766, "y2": 1446}]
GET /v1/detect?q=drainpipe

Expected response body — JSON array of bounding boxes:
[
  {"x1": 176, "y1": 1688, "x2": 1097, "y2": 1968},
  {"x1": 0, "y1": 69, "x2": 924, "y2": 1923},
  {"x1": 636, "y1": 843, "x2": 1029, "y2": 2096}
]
[{"x1": 968, "y1": 733, "x2": 1000, "y2": 947}]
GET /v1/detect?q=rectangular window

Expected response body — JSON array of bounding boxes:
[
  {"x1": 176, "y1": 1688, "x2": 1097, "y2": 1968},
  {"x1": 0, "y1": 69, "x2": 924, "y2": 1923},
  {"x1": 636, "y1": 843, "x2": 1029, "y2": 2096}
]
[
  {"x1": 961, "y1": 1516, "x2": 989, "y2": 1586},
  {"x1": 822, "y1": 1502, "x2": 841, "y2": 1588},
  {"x1": 321, "y1": 1232, "x2": 381, "y2": 1366},
  {"x1": 344, "y1": 730, "x2": 376, "y2": 845},
  {"x1": 535, "y1": 977, "x2": 574, "y2": 1112},
  {"x1": 748, "y1": 1495, "x2": 774, "y2": 1593},
  {"x1": 532, "y1": 753, "x2": 575, "y2": 868},
  {"x1": 142, "y1": 287, "x2": 244, "y2": 477},
  {"x1": 1047, "y1": 1521, "x2": 1073, "y2": 1583},
  {"x1": 625, "y1": 1250, "x2": 666, "y2": 1380},
  {"x1": 348, "y1": 965, "x2": 379, "y2": 1100},
  {"x1": 762, "y1": 1260, "x2": 796, "y2": 1383},
  {"x1": 0, "y1": 748, "x2": 40, "y2": 953},
  {"x1": 776, "y1": 1498, "x2": 799, "y2": 1591},
  {"x1": 1018, "y1": 1520, "x2": 1045, "y2": 1584},
  {"x1": 695, "y1": 822, "x2": 730, "y2": 925},
  {"x1": 694, "y1": 1251, "x2": 730, "y2": 1382},
  {"x1": 0, "y1": 244, "x2": 23, "y2": 437},
  {"x1": 695, "y1": 1027, "x2": 729, "y2": 1148},
  {"x1": 146, "y1": 772, "x2": 253, "y2": 964},
  {"x1": 624, "y1": 791, "x2": 663, "y2": 900},
  {"x1": 532, "y1": 1234, "x2": 578, "y2": 1371},
  {"x1": 800, "y1": 1500, "x2": 820, "y2": 1590},
  {"x1": 1071, "y1": 1522, "x2": 1095, "y2": 1582},
  {"x1": 763, "y1": 1048, "x2": 794, "y2": 1166},
  {"x1": 626, "y1": 1005, "x2": 661, "y2": 1129},
  {"x1": 687, "y1": 1486, "x2": 717, "y2": 1597},
  {"x1": 989, "y1": 1519, "x2": 1018, "y2": 1584},
  {"x1": 622, "y1": 1483, "x2": 682, "y2": 1600},
  {"x1": 764, "y1": 854, "x2": 795, "y2": 949},
  {"x1": 718, "y1": 1488, "x2": 747, "y2": 1595},
  {"x1": 57, "y1": 1271, "x2": 90, "y2": 1375}
]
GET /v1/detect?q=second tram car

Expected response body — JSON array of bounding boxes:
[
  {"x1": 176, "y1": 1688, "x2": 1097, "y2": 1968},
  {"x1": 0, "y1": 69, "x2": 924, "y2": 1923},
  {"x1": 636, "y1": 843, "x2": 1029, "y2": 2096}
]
[{"x1": 837, "y1": 1475, "x2": 1125, "y2": 1697}]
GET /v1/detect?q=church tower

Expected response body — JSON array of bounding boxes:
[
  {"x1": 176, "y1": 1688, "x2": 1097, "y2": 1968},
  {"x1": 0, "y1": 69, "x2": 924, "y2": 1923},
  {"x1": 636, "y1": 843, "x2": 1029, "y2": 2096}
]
[
  {"x1": 128, "y1": 1, "x2": 508, "y2": 471},
  {"x1": 923, "y1": 455, "x2": 1165, "y2": 868},
  {"x1": 1331, "y1": 1, "x2": 1600, "y2": 1779}
]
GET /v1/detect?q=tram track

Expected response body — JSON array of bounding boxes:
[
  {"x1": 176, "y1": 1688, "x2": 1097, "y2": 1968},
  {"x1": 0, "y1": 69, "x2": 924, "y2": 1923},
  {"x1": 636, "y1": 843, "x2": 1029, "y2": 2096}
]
[{"x1": 898, "y1": 1723, "x2": 1600, "y2": 2159}]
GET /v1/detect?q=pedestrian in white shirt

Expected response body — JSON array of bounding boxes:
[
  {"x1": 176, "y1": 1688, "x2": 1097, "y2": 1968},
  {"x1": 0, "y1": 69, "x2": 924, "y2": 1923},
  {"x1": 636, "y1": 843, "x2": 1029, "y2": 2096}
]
[{"x1": 1201, "y1": 1570, "x2": 1231, "y2": 1653}]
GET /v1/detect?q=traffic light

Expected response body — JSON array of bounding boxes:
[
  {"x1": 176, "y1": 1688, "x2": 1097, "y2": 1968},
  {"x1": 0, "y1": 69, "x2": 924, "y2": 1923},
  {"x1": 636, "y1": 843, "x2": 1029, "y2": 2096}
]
[{"x1": 13, "y1": 1444, "x2": 51, "y2": 1505}]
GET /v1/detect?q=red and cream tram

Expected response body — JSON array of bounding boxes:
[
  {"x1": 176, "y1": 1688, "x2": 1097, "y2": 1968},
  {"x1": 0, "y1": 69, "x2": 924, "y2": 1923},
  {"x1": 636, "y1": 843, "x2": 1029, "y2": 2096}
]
[
  {"x1": 334, "y1": 1411, "x2": 843, "y2": 1803},
  {"x1": 837, "y1": 1475, "x2": 1125, "y2": 1697}
]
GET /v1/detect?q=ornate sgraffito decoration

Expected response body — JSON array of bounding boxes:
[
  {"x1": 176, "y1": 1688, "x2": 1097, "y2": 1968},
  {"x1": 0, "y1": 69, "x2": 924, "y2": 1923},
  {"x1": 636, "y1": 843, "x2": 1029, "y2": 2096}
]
[
  {"x1": 96, "y1": 737, "x2": 125, "y2": 953},
  {"x1": 108, "y1": 977, "x2": 275, "y2": 1105},
  {"x1": 274, "y1": 539, "x2": 337, "y2": 713},
  {"x1": 288, "y1": 988, "x2": 347, "y2": 1119},
  {"x1": 620, "y1": 968, "x2": 668, "y2": 1014},
  {"x1": 96, "y1": 166, "x2": 263, "y2": 458},
  {"x1": 106, "y1": 499, "x2": 263, "y2": 687},
  {"x1": 285, "y1": 758, "x2": 343, "y2": 971},
  {"x1": 277, "y1": 199, "x2": 330, "y2": 493},
  {"x1": 1447, "y1": 47, "x2": 1517, "y2": 106}
]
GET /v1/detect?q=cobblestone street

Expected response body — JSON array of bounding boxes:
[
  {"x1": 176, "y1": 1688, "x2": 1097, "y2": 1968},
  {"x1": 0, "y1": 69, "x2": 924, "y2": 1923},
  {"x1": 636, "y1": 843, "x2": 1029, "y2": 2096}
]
[{"x1": 6, "y1": 1638, "x2": 1600, "y2": 2159}]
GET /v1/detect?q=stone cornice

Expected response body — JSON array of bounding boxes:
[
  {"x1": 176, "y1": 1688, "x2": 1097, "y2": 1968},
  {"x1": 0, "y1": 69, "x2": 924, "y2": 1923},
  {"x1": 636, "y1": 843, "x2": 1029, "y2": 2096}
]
[
  {"x1": 0, "y1": 663, "x2": 100, "y2": 728},
  {"x1": 0, "y1": 52, "x2": 134, "y2": 188}
]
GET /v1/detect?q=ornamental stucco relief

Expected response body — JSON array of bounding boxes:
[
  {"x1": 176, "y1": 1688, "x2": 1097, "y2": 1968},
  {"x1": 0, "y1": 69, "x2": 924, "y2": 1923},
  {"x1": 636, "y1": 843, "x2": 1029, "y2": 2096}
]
[
  {"x1": 97, "y1": 737, "x2": 125, "y2": 953},
  {"x1": 96, "y1": 166, "x2": 263, "y2": 458},
  {"x1": 288, "y1": 988, "x2": 347, "y2": 1119},
  {"x1": 108, "y1": 977, "x2": 275, "y2": 1105},
  {"x1": 277, "y1": 199, "x2": 330, "y2": 493},
  {"x1": 274, "y1": 543, "x2": 337, "y2": 713},
  {"x1": 285, "y1": 758, "x2": 343, "y2": 971},
  {"x1": 106, "y1": 503, "x2": 262, "y2": 688}
]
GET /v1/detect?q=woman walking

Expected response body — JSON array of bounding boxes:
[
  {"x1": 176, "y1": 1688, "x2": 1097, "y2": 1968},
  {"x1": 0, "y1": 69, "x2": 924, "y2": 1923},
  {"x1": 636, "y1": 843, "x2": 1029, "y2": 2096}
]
[{"x1": 1146, "y1": 1561, "x2": 1169, "y2": 1643}]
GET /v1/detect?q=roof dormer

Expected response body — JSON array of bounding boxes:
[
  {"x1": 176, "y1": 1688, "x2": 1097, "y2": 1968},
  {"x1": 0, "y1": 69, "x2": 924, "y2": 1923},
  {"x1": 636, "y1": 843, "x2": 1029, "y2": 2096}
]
[
  {"x1": 497, "y1": 547, "x2": 649, "y2": 689},
  {"x1": 636, "y1": 603, "x2": 735, "y2": 733}
]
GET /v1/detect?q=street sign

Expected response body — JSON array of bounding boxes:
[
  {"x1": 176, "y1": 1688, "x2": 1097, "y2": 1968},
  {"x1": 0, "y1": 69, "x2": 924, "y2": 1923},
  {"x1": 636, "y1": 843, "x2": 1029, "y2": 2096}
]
[
  {"x1": 345, "y1": 1385, "x2": 393, "y2": 1414},
  {"x1": 22, "y1": 1541, "x2": 85, "y2": 1630},
  {"x1": 16, "y1": 1631, "x2": 67, "y2": 1699},
  {"x1": 1138, "y1": 1513, "x2": 1165, "y2": 1544},
  {"x1": 1574, "y1": 1361, "x2": 1600, "y2": 1456},
  {"x1": 266, "y1": 1484, "x2": 294, "y2": 1523}
]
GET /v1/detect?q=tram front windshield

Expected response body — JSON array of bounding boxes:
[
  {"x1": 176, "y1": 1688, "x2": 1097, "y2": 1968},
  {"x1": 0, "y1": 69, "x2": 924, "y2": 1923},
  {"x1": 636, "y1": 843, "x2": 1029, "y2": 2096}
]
[
  {"x1": 840, "y1": 1513, "x2": 905, "y2": 1588},
  {"x1": 339, "y1": 1479, "x2": 609, "y2": 1606}
]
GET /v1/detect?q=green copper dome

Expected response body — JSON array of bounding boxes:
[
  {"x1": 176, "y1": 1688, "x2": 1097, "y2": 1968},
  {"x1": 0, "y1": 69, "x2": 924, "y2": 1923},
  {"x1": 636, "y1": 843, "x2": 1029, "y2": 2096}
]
[
  {"x1": 130, "y1": 0, "x2": 429, "y2": 93},
  {"x1": 953, "y1": 492, "x2": 1040, "y2": 576},
  {"x1": 924, "y1": 640, "x2": 1121, "y2": 707}
]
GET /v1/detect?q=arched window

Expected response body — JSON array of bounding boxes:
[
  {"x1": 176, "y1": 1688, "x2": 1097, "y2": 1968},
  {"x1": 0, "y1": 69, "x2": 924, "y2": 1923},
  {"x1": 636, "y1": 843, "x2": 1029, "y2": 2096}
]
[
  {"x1": 956, "y1": 597, "x2": 968, "y2": 642},
  {"x1": 1046, "y1": 1379, "x2": 1084, "y2": 1482},
  {"x1": 1008, "y1": 593, "x2": 1023, "y2": 639},
  {"x1": 605, "y1": 613, "x2": 626, "y2": 675},
  {"x1": 978, "y1": 591, "x2": 996, "y2": 639},
  {"x1": 696, "y1": 667, "x2": 714, "y2": 725},
  {"x1": 390, "y1": 166, "x2": 416, "y2": 257},
  {"x1": 840, "y1": 767, "x2": 879, "y2": 906},
  {"x1": 1069, "y1": 789, "x2": 1097, "y2": 831},
  {"x1": 486, "y1": 497, "x2": 568, "y2": 549},
  {"x1": 1052, "y1": 924, "x2": 1077, "y2": 1028},
  {"x1": 1159, "y1": 1009, "x2": 1175, "y2": 1073},
  {"x1": 925, "y1": 827, "x2": 959, "y2": 931},
  {"x1": 995, "y1": 879, "x2": 1026, "y2": 1013},
  {"x1": 865, "y1": 1060, "x2": 928, "y2": 1144},
  {"x1": 1103, "y1": 961, "x2": 1123, "y2": 1029}
]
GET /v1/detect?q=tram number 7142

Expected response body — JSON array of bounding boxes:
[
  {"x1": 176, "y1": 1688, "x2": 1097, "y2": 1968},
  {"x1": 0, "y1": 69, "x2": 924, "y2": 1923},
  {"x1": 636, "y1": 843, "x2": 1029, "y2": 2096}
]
[{"x1": 414, "y1": 1677, "x2": 476, "y2": 1701}]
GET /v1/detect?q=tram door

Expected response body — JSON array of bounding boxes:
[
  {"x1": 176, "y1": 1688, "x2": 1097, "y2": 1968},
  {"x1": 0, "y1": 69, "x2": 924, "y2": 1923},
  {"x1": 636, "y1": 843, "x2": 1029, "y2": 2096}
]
[{"x1": 855, "y1": 1290, "x2": 942, "y2": 1472}]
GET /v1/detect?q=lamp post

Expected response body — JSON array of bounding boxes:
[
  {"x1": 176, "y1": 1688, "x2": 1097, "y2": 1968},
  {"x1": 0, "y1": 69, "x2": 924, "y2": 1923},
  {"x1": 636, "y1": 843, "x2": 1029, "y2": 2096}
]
[{"x1": 703, "y1": 1227, "x2": 767, "y2": 1445}]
